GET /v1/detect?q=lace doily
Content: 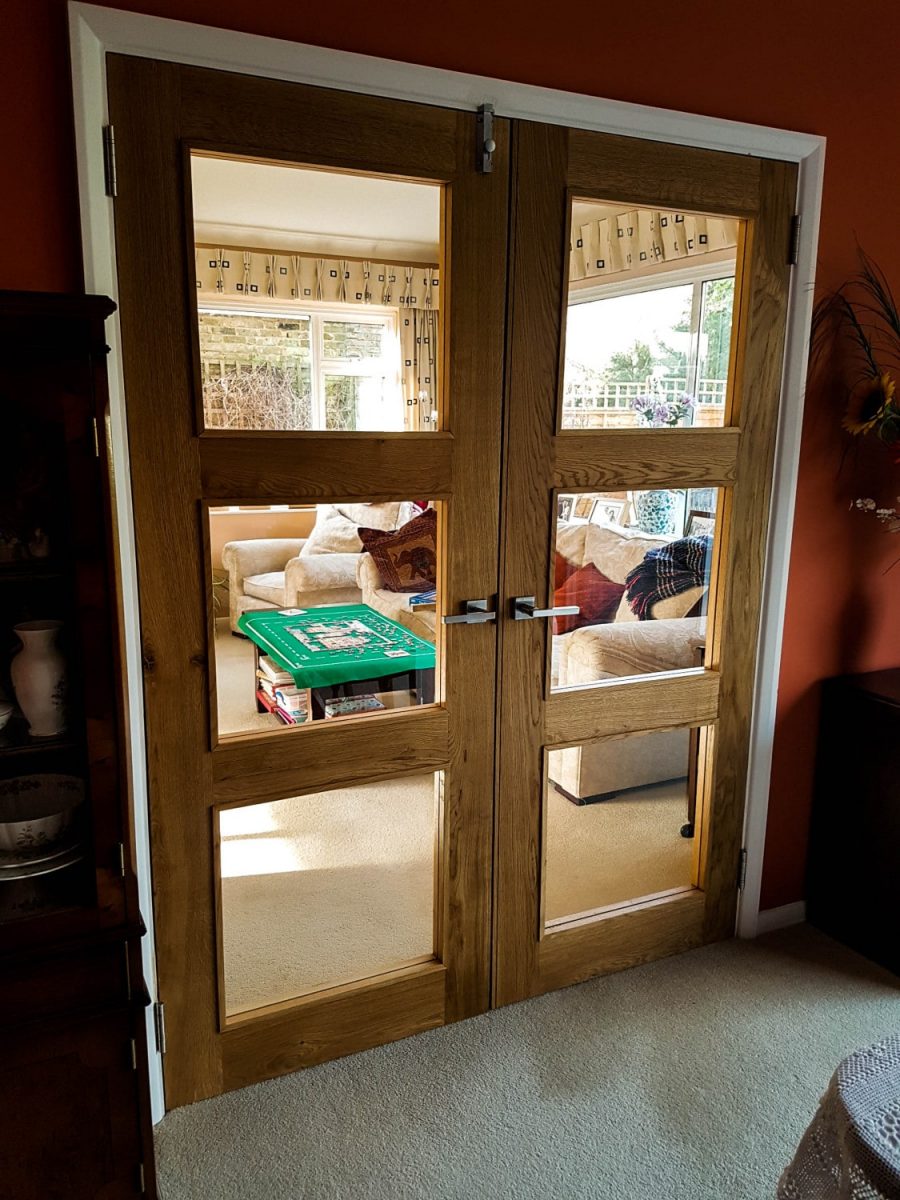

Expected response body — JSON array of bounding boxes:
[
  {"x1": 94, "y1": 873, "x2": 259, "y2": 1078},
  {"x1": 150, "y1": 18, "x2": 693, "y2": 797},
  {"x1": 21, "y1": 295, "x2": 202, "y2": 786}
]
[{"x1": 778, "y1": 1033, "x2": 900, "y2": 1200}]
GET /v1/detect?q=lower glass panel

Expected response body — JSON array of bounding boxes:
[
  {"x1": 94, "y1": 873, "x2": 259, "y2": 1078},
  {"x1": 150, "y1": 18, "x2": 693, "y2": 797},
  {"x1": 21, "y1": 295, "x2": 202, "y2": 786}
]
[
  {"x1": 552, "y1": 488, "x2": 718, "y2": 690},
  {"x1": 219, "y1": 771, "x2": 440, "y2": 1016},
  {"x1": 210, "y1": 499, "x2": 439, "y2": 737},
  {"x1": 544, "y1": 729, "x2": 703, "y2": 928}
]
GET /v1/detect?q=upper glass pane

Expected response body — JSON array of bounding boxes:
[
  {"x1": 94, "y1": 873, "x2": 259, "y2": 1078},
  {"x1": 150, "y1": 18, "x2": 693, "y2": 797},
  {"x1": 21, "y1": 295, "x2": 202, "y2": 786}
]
[
  {"x1": 562, "y1": 198, "x2": 739, "y2": 430},
  {"x1": 190, "y1": 153, "x2": 442, "y2": 432}
]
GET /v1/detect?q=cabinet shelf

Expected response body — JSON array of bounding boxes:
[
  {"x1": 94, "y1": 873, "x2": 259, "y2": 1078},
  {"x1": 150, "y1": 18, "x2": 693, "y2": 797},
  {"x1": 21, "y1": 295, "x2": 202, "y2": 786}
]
[
  {"x1": 0, "y1": 563, "x2": 66, "y2": 585},
  {"x1": 0, "y1": 718, "x2": 79, "y2": 763}
]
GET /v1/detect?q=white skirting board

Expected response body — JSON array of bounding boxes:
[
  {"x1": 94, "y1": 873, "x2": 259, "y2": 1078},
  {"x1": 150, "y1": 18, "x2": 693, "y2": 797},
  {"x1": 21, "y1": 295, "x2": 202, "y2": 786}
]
[{"x1": 756, "y1": 901, "x2": 807, "y2": 934}]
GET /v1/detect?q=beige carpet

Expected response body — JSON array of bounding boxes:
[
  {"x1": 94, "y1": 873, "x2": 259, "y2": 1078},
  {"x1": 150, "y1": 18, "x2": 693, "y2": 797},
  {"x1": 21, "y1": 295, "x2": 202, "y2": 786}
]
[
  {"x1": 215, "y1": 622, "x2": 692, "y2": 1013},
  {"x1": 155, "y1": 926, "x2": 900, "y2": 1200}
]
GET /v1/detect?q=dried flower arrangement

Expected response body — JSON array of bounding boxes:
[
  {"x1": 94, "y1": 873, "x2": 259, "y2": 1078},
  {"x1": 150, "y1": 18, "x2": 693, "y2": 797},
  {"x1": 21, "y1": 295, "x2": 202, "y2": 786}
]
[{"x1": 812, "y1": 249, "x2": 900, "y2": 537}]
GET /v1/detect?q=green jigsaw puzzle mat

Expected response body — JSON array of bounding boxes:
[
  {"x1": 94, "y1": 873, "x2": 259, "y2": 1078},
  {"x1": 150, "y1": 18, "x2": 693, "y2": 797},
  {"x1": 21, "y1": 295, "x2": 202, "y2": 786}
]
[{"x1": 238, "y1": 604, "x2": 436, "y2": 690}]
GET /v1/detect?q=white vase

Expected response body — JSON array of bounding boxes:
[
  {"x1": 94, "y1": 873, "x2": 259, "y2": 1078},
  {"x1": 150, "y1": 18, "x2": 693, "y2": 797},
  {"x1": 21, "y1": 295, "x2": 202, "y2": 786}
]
[{"x1": 10, "y1": 620, "x2": 67, "y2": 739}]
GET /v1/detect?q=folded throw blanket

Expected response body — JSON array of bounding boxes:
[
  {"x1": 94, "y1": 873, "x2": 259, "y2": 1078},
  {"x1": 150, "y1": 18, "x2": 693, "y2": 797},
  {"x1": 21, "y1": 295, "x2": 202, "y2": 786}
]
[{"x1": 624, "y1": 534, "x2": 712, "y2": 620}]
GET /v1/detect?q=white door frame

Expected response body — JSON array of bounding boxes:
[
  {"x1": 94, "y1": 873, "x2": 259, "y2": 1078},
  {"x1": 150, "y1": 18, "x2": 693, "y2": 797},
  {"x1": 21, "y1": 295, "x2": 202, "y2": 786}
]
[{"x1": 68, "y1": 1, "x2": 825, "y2": 1120}]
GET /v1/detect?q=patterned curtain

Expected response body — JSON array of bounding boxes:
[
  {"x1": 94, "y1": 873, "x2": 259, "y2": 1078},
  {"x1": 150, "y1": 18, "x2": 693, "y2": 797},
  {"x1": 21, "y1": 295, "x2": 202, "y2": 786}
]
[
  {"x1": 569, "y1": 210, "x2": 740, "y2": 283},
  {"x1": 195, "y1": 247, "x2": 441, "y2": 430}
]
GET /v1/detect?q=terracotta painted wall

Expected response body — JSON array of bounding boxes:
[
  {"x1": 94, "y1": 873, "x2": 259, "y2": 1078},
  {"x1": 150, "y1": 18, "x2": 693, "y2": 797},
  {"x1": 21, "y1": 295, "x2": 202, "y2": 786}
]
[{"x1": 4, "y1": 0, "x2": 899, "y2": 908}]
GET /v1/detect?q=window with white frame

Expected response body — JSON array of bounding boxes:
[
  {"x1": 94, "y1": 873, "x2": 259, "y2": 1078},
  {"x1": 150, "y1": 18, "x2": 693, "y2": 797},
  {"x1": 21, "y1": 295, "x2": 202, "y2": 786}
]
[
  {"x1": 562, "y1": 262, "x2": 736, "y2": 430},
  {"x1": 197, "y1": 302, "x2": 402, "y2": 432}
]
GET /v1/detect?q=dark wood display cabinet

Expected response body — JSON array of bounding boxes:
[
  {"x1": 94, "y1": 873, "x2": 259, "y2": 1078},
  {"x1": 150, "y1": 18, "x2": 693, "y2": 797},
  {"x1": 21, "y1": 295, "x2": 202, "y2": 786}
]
[
  {"x1": 0, "y1": 292, "x2": 156, "y2": 1197},
  {"x1": 807, "y1": 669, "x2": 900, "y2": 977}
]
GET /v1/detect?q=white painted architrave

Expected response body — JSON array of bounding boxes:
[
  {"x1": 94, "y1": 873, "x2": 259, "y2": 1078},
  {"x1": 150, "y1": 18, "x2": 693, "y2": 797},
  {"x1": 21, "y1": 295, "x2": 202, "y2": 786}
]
[{"x1": 68, "y1": 1, "x2": 826, "y2": 1119}]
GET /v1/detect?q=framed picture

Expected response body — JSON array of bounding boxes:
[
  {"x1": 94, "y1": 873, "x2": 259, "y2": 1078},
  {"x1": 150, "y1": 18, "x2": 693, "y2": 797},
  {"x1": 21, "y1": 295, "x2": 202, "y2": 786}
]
[
  {"x1": 573, "y1": 494, "x2": 595, "y2": 520},
  {"x1": 591, "y1": 497, "x2": 625, "y2": 525},
  {"x1": 685, "y1": 509, "x2": 715, "y2": 538},
  {"x1": 557, "y1": 494, "x2": 574, "y2": 522}
]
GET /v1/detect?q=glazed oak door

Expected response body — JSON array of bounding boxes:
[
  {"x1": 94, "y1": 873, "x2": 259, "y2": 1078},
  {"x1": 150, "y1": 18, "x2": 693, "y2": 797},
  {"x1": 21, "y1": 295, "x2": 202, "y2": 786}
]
[
  {"x1": 494, "y1": 122, "x2": 796, "y2": 1003},
  {"x1": 108, "y1": 56, "x2": 508, "y2": 1107}
]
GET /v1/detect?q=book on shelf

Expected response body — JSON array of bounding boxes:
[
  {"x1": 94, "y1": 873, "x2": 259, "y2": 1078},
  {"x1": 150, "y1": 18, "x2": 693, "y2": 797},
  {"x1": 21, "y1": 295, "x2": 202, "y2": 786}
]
[
  {"x1": 258, "y1": 655, "x2": 293, "y2": 686},
  {"x1": 275, "y1": 687, "x2": 308, "y2": 715},
  {"x1": 256, "y1": 687, "x2": 308, "y2": 725}
]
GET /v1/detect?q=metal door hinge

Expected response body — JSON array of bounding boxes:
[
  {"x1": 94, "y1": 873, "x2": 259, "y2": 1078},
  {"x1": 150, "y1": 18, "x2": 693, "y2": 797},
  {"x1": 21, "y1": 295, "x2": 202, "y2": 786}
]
[
  {"x1": 476, "y1": 103, "x2": 496, "y2": 174},
  {"x1": 129, "y1": 1038, "x2": 138, "y2": 1070},
  {"x1": 737, "y1": 847, "x2": 748, "y2": 891},
  {"x1": 116, "y1": 840, "x2": 126, "y2": 877},
  {"x1": 788, "y1": 214, "x2": 801, "y2": 266},
  {"x1": 102, "y1": 124, "x2": 117, "y2": 197},
  {"x1": 153, "y1": 1001, "x2": 167, "y2": 1055},
  {"x1": 137, "y1": 1162, "x2": 146, "y2": 1194}
]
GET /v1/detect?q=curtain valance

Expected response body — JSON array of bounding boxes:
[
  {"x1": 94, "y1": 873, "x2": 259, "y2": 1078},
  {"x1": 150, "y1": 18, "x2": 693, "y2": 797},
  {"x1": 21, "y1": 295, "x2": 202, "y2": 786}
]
[
  {"x1": 570, "y1": 211, "x2": 739, "y2": 283},
  {"x1": 194, "y1": 247, "x2": 441, "y2": 310}
]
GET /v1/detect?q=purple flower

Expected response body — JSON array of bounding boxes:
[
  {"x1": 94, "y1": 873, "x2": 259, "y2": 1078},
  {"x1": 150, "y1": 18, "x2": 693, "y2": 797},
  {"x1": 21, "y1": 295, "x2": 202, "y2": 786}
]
[{"x1": 633, "y1": 391, "x2": 697, "y2": 427}]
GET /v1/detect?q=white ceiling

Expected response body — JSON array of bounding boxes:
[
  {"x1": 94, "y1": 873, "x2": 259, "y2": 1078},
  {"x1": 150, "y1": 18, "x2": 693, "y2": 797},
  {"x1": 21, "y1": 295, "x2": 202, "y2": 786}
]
[{"x1": 191, "y1": 155, "x2": 441, "y2": 263}]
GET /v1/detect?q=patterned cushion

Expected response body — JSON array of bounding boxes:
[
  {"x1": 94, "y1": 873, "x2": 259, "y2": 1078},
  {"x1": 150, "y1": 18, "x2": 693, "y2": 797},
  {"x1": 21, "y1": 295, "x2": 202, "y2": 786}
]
[
  {"x1": 553, "y1": 562, "x2": 625, "y2": 635},
  {"x1": 358, "y1": 508, "x2": 437, "y2": 593}
]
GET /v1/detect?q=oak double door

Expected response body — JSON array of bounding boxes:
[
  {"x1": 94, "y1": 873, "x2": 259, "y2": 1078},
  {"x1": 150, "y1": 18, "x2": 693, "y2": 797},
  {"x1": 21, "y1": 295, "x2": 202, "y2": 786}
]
[{"x1": 109, "y1": 56, "x2": 795, "y2": 1108}]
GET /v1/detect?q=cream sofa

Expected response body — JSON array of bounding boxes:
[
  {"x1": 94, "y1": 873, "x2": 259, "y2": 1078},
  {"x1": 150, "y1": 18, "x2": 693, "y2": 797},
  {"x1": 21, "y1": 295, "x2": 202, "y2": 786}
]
[{"x1": 551, "y1": 520, "x2": 707, "y2": 804}]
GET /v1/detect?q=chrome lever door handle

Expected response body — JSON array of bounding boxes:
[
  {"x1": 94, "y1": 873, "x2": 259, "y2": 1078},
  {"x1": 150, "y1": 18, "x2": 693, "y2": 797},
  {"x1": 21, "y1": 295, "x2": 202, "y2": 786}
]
[
  {"x1": 512, "y1": 595, "x2": 580, "y2": 621},
  {"x1": 442, "y1": 598, "x2": 497, "y2": 625}
]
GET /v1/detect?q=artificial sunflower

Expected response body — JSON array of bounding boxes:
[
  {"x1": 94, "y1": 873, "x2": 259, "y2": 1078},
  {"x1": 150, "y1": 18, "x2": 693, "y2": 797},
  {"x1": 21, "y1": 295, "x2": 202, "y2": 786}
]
[{"x1": 842, "y1": 372, "x2": 896, "y2": 435}]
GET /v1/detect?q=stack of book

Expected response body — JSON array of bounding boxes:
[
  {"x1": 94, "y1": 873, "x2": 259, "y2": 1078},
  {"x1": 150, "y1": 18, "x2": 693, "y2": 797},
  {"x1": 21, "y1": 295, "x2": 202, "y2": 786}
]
[{"x1": 256, "y1": 656, "x2": 308, "y2": 725}]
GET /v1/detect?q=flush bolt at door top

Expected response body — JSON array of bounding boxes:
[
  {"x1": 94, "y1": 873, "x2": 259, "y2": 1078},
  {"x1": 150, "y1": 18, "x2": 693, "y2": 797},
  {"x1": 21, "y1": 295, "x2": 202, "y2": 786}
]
[{"x1": 477, "y1": 104, "x2": 496, "y2": 174}]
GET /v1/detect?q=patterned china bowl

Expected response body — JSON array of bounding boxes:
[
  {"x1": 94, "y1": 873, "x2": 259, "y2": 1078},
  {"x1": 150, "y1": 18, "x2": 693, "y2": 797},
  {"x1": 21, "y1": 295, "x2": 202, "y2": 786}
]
[{"x1": 0, "y1": 774, "x2": 84, "y2": 860}]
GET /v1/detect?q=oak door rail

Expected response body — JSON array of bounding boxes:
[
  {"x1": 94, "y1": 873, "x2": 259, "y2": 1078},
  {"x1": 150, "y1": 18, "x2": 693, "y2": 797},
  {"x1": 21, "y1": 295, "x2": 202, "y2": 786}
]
[{"x1": 199, "y1": 432, "x2": 453, "y2": 501}]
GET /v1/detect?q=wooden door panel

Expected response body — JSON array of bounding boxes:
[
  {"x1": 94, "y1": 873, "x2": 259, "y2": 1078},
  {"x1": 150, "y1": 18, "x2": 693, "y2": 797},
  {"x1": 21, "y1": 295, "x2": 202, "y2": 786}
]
[
  {"x1": 212, "y1": 707, "x2": 450, "y2": 804},
  {"x1": 220, "y1": 962, "x2": 446, "y2": 1091},
  {"x1": 566, "y1": 130, "x2": 762, "y2": 216},
  {"x1": 109, "y1": 54, "x2": 508, "y2": 1106},
  {"x1": 495, "y1": 120, "x2": 796, "y2": 1005},
  {"x1": 536, "y1": 890, "x2": 706, "y2": 996},
  {"x1": 198, "y1": 433, "x2": 453, "y2": 501},
  {"x1": 543, "y1": 672, "x2": 721, "y2": 745},
  {"x1": 553, "y1": 428, "x2": 740, "y2": 489},
  {"x1": 179, "y1": 66, "x2": 464, "y2": 180}
]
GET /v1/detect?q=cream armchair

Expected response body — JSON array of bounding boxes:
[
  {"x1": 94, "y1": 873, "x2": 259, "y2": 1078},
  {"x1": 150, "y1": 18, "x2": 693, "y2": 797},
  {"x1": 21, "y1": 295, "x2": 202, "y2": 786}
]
[
  {"x1": 221, "y1": 502, "x2": 409, "y2": 633},
  {"x1": 221, "y1": 538, "x2": 361, "y2": 633}
]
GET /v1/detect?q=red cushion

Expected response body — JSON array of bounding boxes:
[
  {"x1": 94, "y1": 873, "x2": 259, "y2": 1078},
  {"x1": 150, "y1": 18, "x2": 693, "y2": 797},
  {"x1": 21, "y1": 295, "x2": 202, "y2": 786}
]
[
  {"x1": 554, "y1": 551, "x2": 578, "y2": 591},
  {"x1": 552, "y1": 562, "x2": 625, "y2": 635}
]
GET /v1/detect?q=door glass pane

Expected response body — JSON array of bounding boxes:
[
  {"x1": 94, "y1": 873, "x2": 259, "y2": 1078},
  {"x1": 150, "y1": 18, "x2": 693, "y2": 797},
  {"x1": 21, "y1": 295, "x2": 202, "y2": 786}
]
[
  {"x1": 219, "y1": 771, "x2": 440, "y2": 1014},
  {"x1": 551, "y1": 489, "x2": 718, "y2": 691},
  {"x1": 190, "y1": 153, "x2": 442, "y2": 432},
  {"x1": 544, "y1": 729, "x2": 705, "y2": 928},
  {"x1": 562, "y1": 197, "x2": 740, "y2": 430},
  {"x1": 209, "y1": 500, "x2": 439, "y2": 738}
]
